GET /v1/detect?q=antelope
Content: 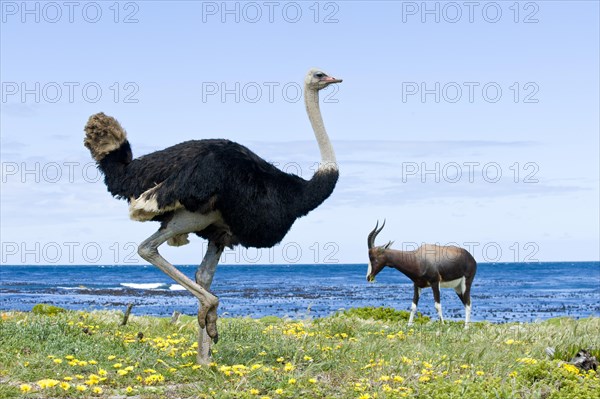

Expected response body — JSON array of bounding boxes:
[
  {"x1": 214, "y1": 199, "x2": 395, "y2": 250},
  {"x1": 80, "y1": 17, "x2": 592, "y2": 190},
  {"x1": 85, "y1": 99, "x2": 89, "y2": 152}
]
[{"x1": 366, "y1": 221, "x2": 477, "y2": 328}]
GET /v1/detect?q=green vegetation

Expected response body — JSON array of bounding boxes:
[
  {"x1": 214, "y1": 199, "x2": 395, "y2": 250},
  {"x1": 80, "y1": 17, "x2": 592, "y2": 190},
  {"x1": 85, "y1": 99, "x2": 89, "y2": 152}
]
[
  {"x1": 0, "y1": 308, "x2": 598, "y2": 398},
  {"x1": 31, "y1": 304, "x2": 66, "y2": 316},
  {"x1": 337, "y1": 307, "x2": 430, "y2": 324}
]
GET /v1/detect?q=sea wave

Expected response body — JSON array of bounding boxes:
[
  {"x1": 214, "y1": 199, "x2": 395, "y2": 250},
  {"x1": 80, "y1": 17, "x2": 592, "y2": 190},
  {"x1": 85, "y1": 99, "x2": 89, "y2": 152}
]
[{"x1": 120, "y1": 283, "x2": 170, "y2": 290}]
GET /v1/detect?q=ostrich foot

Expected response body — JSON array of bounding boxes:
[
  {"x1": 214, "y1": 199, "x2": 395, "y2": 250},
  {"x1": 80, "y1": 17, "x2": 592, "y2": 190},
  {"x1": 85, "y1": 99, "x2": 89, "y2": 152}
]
[{"x1": 197, "y1": 299, "x2": 219, "y2": 343}]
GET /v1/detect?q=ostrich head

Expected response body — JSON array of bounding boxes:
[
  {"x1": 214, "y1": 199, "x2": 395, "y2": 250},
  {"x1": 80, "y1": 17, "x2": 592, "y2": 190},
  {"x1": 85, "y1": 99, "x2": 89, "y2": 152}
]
[{"x1": 305, "y1": 68, "x2": 342, "y2": 90}]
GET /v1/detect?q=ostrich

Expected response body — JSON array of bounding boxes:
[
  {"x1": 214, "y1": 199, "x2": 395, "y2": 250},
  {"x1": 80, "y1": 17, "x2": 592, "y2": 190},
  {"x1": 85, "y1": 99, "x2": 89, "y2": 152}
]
[{"x1": 84, "y1": 68, "x2": 342, "y2": 362}]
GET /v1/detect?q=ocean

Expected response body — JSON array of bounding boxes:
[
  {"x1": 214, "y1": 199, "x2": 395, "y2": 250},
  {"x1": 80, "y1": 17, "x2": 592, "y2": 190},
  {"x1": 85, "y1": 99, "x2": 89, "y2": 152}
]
[{"x1": 1, "y1": 262, "x2": 598, "y2": 323}]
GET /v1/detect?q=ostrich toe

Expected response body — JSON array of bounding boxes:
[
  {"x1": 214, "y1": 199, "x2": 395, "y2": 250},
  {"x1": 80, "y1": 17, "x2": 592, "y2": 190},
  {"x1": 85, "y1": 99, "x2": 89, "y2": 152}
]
[
  {"x1": 206, "y1": 307, "x2": 219, "y2": 343},
  {"x1": 197, "y1": 299, "x2": 219, "y2": 343}
]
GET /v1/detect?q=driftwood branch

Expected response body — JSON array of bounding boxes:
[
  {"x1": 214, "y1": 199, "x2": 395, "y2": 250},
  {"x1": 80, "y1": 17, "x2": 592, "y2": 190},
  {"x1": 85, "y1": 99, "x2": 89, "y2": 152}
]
[
  {"x1": 121, "y1": 304, "x2": 134, "y2": 326},
  {"x1": 170, "y1": 311, "x2": 181, "y2": 324}
]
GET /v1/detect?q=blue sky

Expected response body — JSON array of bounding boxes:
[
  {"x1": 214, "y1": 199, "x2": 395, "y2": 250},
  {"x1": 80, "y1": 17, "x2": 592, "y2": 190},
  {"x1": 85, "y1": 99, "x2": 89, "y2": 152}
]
[{"x1": 1, "y1": 1, "x2": 599, "y2": 265}]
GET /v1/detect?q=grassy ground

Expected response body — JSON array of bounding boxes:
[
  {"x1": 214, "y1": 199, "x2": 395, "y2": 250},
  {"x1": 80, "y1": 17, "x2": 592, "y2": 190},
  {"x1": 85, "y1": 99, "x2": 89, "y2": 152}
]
[{"x1": 0, "y1": 307, "x2": 598, "y2": 399}]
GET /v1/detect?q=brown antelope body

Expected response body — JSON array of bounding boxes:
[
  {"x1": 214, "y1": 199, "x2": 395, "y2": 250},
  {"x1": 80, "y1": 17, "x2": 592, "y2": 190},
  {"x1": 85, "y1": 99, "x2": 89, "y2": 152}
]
[{"x1": 367, "y1": 221, "x2": 477, "y2": 327}]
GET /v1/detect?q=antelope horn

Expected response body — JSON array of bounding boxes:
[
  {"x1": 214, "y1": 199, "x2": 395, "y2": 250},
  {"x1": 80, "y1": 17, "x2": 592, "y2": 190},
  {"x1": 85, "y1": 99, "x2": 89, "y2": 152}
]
[
  {"x1": 367, "y1": 219, "x2": 386, "y2": 249},
  {"x1": 384, "y1": 241, "x2": 394, "y2": 249}
]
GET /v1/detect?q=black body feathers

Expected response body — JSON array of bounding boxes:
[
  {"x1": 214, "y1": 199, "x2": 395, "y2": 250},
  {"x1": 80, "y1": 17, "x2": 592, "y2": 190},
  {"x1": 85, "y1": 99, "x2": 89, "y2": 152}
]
[{"x1": 98, "y1": 139, "x2": 338, "y2": 248}]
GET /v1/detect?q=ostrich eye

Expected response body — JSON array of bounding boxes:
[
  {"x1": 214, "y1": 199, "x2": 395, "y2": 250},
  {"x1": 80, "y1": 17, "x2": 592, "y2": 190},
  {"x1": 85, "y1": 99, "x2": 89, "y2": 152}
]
[{"x1": 314, "y1": 72, "x2": 325, "y2": 79}]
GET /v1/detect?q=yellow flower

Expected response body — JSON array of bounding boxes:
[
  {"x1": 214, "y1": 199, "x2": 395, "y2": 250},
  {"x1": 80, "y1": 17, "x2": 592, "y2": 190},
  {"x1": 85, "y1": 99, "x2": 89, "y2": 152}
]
[
  {"x1": 562, "y1": 363, "x2": 580, "y2": 375},
  {"x1": 19, "y1": 384, "x2": 32, "y2": 393},
  {"x1": 144, "y1": 368, "x2": 157, "y2": 374},
  {"x1": 586, "y1": 369, "x2": 597, "y2": 379},
  {"x1": 37, "y1": 378, "x2": 60, "y2": 389},
  {"x1": 504, "y1": 339, "x2": 515, "y2": 345},
  {"x1": 53, "y1": 358, "x2": 63, "y2": 364},
  {"x1": 65, "y1": 355, "x2": 75, "y2": 360},
  {"x1": 418, "y1": 375, "x2": 431, "y2": 382},
  {"x1": 113, "y1": 363, "x2": 123, "y2": 368},
  {"x1": 107, "y1": 355, "x2": 116, "y2": 360},
  {"x1": 63, "y1": 377, "x2": 73, "y2": 381},
  {"x1": 98, "y1": 369, "x2": 107, "y2": 376},
  {"x1": 251, "y1": 364, "x2": 262, "y2": 370},
  {"x1": 283, "y1": 363, "x2": 295, "y2": 372},
  {"x1": 277, "y1": 357, "x2": 285, "y2": 362},
  {"x1": 125, "y1": 366, "x2": 134, "y2": 371},
  {"x1": 117, "y1": 369, "x2": 129, "y2": 376},
  {"x1": 259, "y1": 351, "x2": 267, "y2": 356},
  {"x1": 144, "y1": 373, "x2": 165, "y2": 385},
  {"x1": 288, "y1": 378, "x2": 297, "y2": 384},
  {"x1": 509, "y1": 371, "x2": 518, "y2": 378},
  {"x1": 454, "y1": 379, "x2": 463, "y2": 384},
  {"x1": 358, "y1": 394, "x2": 371, "y2": 399},
  {"x1": 379, "y1": 375, "x2": 391, "y2": 382},
  {"x1": 89, "y1": 360, "x2": 98, "y2": 365},
  {"x1": 125, "y1": 386, "x2": 134, "y2": 393},
  {"x1": 517, "y1": 358, "x2": 538, "y2": 365},
  {"x1": 303, "y1": 355, "x2": 313, "y2": 361},
  {"x1": 250, "y1": 388, "x2": 260, "y2": 395},
  {"x1": 275, "y1": 388, "x2": 284, "y2": 394},
  {"x1": 308, "y1": 378, "x2": 317, "y2": 384},
  {"x1": 60, "y1": 382, "x2": 71, "y2": 391},
  {"x1": 93, "y1": 387, "x2": 103, "y2": 394},
  {"x1": 393, "y1": 375, "x2": 404, "y2": 382},
  {"x1": 76, "y1": 385, "x2": 87, "y2": 391},
  {"x1": 460, "y1": 364, "x2": 470, "y2": 369},
  {"x1": 476, "y1": 371, "x2": 485, "y2": 376}
]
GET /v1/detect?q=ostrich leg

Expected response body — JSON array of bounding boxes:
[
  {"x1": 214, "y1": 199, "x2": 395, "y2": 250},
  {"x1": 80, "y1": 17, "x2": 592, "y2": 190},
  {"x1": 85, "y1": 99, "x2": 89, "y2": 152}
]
[
  {"x1": 138, "y1": 210, "x2": 221, "y2": 340},
  {"x1": 195, "y1": 241, "x2": 224, "y2": 364}
]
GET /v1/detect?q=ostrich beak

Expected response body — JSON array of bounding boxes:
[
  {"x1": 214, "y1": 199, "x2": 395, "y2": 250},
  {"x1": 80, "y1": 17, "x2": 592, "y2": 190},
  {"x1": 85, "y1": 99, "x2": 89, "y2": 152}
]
[{"x1": 322, "y1": 76, "x2": 343, "y2": 83}]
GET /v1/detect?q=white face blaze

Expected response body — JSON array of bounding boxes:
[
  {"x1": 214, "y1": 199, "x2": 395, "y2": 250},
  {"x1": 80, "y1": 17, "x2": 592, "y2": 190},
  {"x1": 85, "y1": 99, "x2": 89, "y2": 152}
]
[{"x1": 367, "y1": 261, "x2": 373, "y2": 279}]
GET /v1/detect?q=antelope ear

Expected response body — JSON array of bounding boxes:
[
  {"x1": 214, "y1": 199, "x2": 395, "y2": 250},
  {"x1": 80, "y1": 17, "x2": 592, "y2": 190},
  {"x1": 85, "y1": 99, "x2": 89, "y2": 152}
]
[{"x1": 384, "y1": 241, "x2": 394, "y2": 249}]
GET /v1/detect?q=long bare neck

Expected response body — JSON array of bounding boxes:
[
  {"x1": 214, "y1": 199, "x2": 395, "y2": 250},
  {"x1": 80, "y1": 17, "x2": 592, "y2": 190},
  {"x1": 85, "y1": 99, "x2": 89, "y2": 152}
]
[
  {"x1": 291, "y1": 85, "x2": 339, "y2": 216},
  {"x1": 304, "y1": 86, "x2": 337, "y2": 169}
]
